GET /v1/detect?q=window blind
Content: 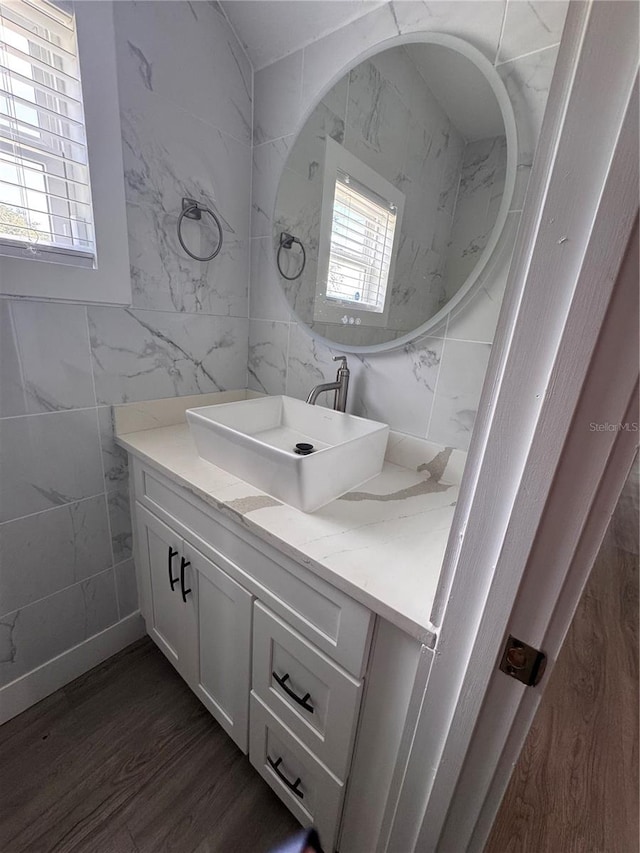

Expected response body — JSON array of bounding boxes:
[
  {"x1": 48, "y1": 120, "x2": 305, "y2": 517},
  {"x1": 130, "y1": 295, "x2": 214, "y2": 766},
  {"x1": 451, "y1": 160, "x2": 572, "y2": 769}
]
[
  {"x1": 0, "y1": 0, "x2": 95, "y2": 263},
  {"x1": 327, "y1": 171, "x2": 397, "y2": 312}
]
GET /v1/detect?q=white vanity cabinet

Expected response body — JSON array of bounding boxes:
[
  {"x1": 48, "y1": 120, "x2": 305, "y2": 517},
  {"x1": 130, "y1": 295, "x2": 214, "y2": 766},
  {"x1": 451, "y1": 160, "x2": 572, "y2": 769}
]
[
  {"x1": 135, "y1": 503, "x2": 254, "y2": 752},
  {"x1": 135, "y1": 504, "x2": 198, "y2": 684},
  {"x1": 130, "y1": 459, "x2": 378, "y2": 850}
]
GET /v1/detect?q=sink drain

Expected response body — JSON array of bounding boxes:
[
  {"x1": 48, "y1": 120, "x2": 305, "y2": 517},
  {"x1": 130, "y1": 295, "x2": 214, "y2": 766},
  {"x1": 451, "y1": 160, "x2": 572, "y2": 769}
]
[{"x1": 294, "y1": 442, "x2": 314, "y2": 455}]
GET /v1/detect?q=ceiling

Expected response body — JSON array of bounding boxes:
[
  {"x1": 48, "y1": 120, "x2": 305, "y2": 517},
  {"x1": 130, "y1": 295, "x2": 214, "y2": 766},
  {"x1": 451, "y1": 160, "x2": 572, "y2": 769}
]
[
  {"x1": 220, "y1": 1, "x2": 385, "y2": 70},
  {"x1": 405, "y1": 44, "x2": 504, "y2": 140}
]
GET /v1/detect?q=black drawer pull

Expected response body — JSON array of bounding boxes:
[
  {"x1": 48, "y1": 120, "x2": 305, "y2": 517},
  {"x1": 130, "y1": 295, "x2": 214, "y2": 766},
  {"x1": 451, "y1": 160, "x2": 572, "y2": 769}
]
[
  {"x1": 180, "y1": 556, "x2": 192, "y2": 602},
  {"x1": 267, "y1": 756, "x2": 304, "y2": 799},
  {"x1": 272, "y1": 672, "x2": 314, "y2": 714},
  {"x1": 168, "y1": 547, "x2": 179, "y2": 591}
]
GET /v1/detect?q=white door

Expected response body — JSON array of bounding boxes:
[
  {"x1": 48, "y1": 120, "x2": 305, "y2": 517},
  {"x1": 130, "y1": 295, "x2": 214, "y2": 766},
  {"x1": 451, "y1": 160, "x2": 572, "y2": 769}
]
[
  {"x1": 382, "y1": 3, "x2": 639, "y2": 850},
  {"x1": 183, "y1": 538, "x2": 253, "y2": 753},
  {"x1": 135, "y1": 504, "x2": 198, "y2": 683}
]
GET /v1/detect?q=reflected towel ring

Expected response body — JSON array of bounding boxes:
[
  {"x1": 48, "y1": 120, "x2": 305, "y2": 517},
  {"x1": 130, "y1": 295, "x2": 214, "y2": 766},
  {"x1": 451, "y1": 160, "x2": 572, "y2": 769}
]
[
  {"x1": 177, "y1": 197, "x2": 223, "y2": 262},
  {"x1": 277, "y1": 232, "x2": 306, "y2": 280}
]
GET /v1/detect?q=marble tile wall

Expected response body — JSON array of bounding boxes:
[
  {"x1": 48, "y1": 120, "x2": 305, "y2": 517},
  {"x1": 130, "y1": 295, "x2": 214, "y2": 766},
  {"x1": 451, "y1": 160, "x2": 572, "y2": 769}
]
[
  {"x1": 443, "y1": 135, "x2": 508, "y2": 299},
  {"x1": 249, "y1": 0, "x2": 568, "y2": 451},
  {"x1": 0, "y1": 2, "x2": 252, "y2": 688}
]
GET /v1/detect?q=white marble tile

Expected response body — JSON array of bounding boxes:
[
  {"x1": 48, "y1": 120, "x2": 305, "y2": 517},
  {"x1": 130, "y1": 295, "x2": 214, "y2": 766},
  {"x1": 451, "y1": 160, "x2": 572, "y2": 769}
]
[
  {"x1": 350, "y1": 338, "x2": 444, "y2": 435},
  {"x1": 370, "y1": 45, "x2": 421, "y2": 112},
  {"x1": 301, "y1": 4, "x2": 401, "y2": 108},
  {"x1": 126, "y1": 202, "x2": 248, "y2": 317},
  {"x1": 0, "y1": 410, "x2": 104, "y2": 523},
  {"x1": 428, "y1": 339, "x2": 492, "y2": 450},
  {"x1": 108, "y1": 487, "x2": 133, "y2": 565},
  {"x1": 248, "y1": 320, "x2": 289, "y2": 397},
  {"x1": 254, "y1": 51, "x2": 304, "y2": 145},
  {"x1": 390, "y1": 1, "x2": 506, "y2": 61},
  {"x1": 285, "y1": 101, "x2": 345, "y2": 182},
  {"x1": 498, "y1": 1, "x2": 569, "y2": 64},
  {"x1": 122, "y1": 84, "x2": 250, "y2": 239},
  {"x1": 0, "y1": 495, "x2": 112, "y2": 616},
  {"x1": 0, "y1": 300, "x2": 95, "y2": 418},
  {"x1": 97, "y1": 406, "x2": 129, "y2": 491},
  {"x1": 220, "y1": 1, "x2": 385, "y2": 71},
  {"x1": 320, "y1": 71, "x2": 349, "y2": 121},
  {"x1": 114, "y1": 558, "x2": 139, "y2": 619},
  {"x1": 119, "y1": 78, "x2": 250, "y2": 316},
  {"x1": 344, "y1": 59, "x2": 411, "y2": 185},
  {"x1": 250, "y1": 237, "x2": 295, "y2": 323},
  {"x1": 285, "y1": 323, "x2": 341, "y2": 407},
  {"x1": 114, "y1": 0, "x2": 252, "y2": 145},
  {"x1": 498, "y1": 45, "x2": 560, "y2": 210},
  {"x1": 252, "y1": 137, "x2": 293, "y2": 239},
  {"x1": 113, "y1": 390, "x2": 257, "y2": 435},
  {"x1": 88, "y1": 308, "x2": 248, "y2": 406},
  {"x1": 0, "y1": 568, "x2": 118, "y2": 687},
  {"x1": 446, "y1": 211, "x2": 521, "y2": 343}
]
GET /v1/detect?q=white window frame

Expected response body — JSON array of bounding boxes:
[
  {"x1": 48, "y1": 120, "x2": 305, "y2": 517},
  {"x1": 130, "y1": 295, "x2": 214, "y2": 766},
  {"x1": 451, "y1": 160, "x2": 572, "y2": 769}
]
[
  {"x1": 315, "y1": 137, "x2": 404, "y2": 328},
  {"x1": 0, "y1": 1, "x2": 131, "y2": 304}
]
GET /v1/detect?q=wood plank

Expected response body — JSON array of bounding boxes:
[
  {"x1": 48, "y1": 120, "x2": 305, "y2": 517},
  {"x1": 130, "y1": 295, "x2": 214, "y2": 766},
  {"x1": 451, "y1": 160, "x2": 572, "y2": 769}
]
[
  {"x1": 0, "y1": 637, "x2": 299, "y2": 853},
  {"x1": 485, "y1": 522, "x2": 639, "y2": 853}
]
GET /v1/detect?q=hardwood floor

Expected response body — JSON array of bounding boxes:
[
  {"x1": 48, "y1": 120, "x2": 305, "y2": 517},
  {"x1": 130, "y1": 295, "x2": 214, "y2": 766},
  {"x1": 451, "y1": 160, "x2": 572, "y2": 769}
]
[
  {"x1": 485, "y1": 521, "x2": 639, "y2": 853},
  {"x1": 0, "y1": 638, "x2": 299, "y2": 853}
]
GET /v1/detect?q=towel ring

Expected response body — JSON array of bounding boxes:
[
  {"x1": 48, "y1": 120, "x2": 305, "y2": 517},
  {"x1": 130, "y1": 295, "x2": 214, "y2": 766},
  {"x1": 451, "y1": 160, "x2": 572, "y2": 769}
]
[
  {"x1": 177, "y1": 197, "x2": 223, "y2": 262},
  {"x1": 277, "y1": 232, "x2": 306, "y2": 280}
]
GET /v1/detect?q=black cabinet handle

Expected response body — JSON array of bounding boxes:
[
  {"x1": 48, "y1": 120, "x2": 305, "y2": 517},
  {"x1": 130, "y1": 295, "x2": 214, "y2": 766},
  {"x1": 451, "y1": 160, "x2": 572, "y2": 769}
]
[
  {"x1": 180, "y1": 556, "x2": 192, "y2": 603},
  {"x1": 267, "y1": 756, "x2": 304, "y2": 799},
  {"x1": 272, "y1": 672, "x2": 314, "y2": 714},
  {"x1": 168, "y1": 547, "x2": 179, "y2": 591}
]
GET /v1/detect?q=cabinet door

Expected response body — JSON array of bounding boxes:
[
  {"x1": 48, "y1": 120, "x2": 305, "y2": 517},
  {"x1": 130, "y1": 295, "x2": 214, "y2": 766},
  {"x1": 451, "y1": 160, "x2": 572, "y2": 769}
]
[
  {"x1": 184, "y1": 539, "x2": 253, "y2": 753},
  {"x1": 135, "y1": 504, "x2": 197, "y2": 682}
]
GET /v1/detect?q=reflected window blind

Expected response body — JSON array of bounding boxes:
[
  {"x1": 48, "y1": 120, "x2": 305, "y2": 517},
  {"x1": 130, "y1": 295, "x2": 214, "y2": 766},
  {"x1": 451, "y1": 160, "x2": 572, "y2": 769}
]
[
  {"x1": 326, "y1": 171, "x2": 397, "y2": 312},
  {"x1": 0, "y1": 0, "x2": 95, "y2": 262}
]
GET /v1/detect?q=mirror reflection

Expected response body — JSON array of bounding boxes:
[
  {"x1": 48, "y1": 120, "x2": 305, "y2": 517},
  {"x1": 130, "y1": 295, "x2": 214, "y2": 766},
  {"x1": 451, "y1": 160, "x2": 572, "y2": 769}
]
[{"x1": 274, "y1": 41, "x2": 509, "y2": 348}]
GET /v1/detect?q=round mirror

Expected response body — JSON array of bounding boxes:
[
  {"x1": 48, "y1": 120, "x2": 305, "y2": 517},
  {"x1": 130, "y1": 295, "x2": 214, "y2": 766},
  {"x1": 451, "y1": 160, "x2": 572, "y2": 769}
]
[{"x1": 273, "y1": 34, "x2": 516, "y2": 351}]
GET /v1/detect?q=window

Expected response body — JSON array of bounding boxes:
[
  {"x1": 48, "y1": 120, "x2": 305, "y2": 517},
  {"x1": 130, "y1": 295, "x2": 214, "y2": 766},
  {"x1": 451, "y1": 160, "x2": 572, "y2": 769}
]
[
  {"x1": 327, "y1": 173, "x2": 397, "y2": 312},
  {"x1": 0, "y1": 0, "x2": 95, "y2": 266},
  {"x1": 0, "y1": 1, "x2": 131, "y2": 304},
  {"x1": 315, "y1": 138, "x2": 404, "y2": 328}
]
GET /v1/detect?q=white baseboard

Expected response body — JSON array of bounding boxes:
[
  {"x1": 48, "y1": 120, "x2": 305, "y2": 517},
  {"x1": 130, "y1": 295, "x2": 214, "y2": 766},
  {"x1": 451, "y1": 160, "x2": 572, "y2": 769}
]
[{"x1": 0, "y1": 612, "x2": 146, "y2": 725}]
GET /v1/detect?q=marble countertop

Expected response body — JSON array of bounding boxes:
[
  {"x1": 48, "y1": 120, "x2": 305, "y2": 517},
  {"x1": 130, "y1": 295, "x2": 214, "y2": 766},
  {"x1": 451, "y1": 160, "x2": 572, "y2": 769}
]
[{"x1": 115, "y1": 393, "x2": 465, "y2": 643}]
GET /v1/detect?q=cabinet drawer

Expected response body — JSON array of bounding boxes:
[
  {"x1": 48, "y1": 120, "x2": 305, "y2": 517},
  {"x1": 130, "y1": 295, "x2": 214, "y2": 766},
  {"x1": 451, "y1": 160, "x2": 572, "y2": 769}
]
[
  {"x1": 134, "y1": 461, "x2": 373, "y2": 676},
  {"x1": 253, "y1": 602, "x2": 362, "y2": 780},
  {"x1": 250, "y1": 693, "x2": 344, "y2": 852}
]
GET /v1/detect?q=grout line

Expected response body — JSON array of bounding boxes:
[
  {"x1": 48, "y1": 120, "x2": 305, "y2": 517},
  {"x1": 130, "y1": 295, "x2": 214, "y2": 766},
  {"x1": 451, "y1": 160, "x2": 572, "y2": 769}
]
[
  {"x1": 445, "y1": 335, "x2": 495, "y2": 346},
  {"x1": 84, "y1": 303, "x2": 117, "y2": 571},
  {"x1": 0, "y1": 492, "x2": 109, "y2": 527},
  {"x1": 284, "y1": 321, "x2": 292, "y2": 396},
  {"x1": 424, "y1": 316, "x2": 449, "y2": 441},
  {"x1": 217, "y1": 1, "x2": 254, "y2": 72},
  {"x1": 494, "y1": 0, "x2": 509, "y2": 67},
  {"x1": 112, "y1": 562, "x2": 122, "y2": 623},
  {"x1": 0, "y1": 564, "x2": 117, "y2": 623},
  {"x1": 0, "y1": 405, "x2": 99, "y2": 422},
  {"x1": 253, "y1": 132, "x2": 296, "y2": 149},
  {"x1": 495, "y1": 41, "x2": 562, "y2": 69},
  {"x1": 251, "y1": 1, "x2": 387, "y2": 73}
]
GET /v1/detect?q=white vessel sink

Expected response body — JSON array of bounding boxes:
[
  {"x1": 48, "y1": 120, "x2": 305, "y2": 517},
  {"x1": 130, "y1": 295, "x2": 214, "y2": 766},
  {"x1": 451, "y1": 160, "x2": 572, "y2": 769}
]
[{"x1": 186, "y1": 395, "x2": 389, "y2": 512}]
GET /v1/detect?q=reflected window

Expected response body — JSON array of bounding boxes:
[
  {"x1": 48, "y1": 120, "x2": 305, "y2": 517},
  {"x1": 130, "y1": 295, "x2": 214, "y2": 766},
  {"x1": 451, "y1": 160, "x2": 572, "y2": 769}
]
[
  {"x1": 327, "y1": 172, "x2": 397, "y2": 313},
  {"x1": 316, "y1": 138, "x2": 404, "y2": 328}
]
